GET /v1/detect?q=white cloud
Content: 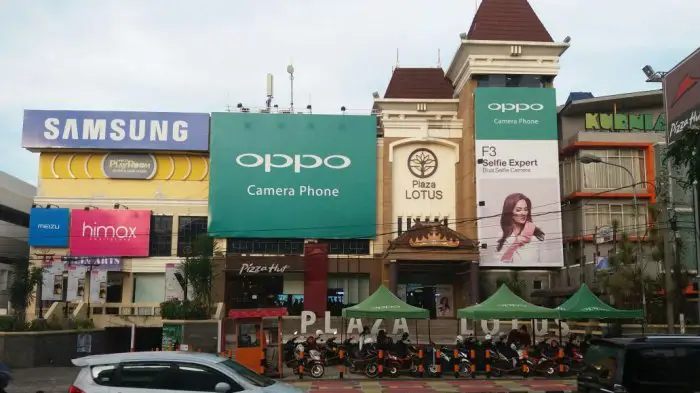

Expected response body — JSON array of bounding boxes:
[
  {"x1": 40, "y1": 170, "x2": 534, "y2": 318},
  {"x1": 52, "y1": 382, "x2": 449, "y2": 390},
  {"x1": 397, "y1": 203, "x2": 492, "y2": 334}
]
[{"x1": 1, "y1": 0, "x2": 698, "y2": 184}]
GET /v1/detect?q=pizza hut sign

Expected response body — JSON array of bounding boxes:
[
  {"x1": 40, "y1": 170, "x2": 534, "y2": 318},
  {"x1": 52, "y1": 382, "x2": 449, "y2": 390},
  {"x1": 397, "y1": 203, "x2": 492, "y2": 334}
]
[{"x1": 238, "y1": 262, "x2": 290, "y2": 275}]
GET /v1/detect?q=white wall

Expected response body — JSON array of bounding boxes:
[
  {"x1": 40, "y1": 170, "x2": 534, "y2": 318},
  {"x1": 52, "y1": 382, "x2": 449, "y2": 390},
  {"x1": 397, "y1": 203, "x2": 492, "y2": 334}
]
[{"x1": 391, "y1": 140, "x2": 458, "y2": 231}]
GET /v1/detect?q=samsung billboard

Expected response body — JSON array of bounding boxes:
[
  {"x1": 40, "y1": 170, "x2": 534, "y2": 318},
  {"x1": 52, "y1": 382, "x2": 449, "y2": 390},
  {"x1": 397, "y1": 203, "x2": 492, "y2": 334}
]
[{"x1": 22, "y1": 110, "x2": 210, "y2": 151}]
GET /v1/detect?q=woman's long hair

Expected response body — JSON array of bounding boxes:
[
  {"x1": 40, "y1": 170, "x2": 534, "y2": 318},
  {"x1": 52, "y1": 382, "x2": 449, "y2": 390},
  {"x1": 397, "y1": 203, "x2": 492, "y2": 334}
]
[{"x1": 495, "y1": 193, "x2": 545, "y2": 252}]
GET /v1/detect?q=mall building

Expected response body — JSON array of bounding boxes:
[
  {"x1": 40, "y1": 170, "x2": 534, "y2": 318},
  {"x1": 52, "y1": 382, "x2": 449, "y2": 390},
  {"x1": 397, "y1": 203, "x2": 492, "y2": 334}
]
[
  {"x1": 373, "y1": 0, "x2": 569, "y2": 315},
  {"x1": 22, "y1": 0, "x2": 581, "y2": 328}
]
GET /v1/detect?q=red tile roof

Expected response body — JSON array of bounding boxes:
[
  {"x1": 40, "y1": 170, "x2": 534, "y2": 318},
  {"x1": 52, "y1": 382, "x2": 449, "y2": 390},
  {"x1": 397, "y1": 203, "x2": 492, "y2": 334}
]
[
  {"x1": 383, "y1": 67, "x2": 455, "y2": 99},
  {"x1": 467, "y1": 0, "x2": 553, "y2": 42}
]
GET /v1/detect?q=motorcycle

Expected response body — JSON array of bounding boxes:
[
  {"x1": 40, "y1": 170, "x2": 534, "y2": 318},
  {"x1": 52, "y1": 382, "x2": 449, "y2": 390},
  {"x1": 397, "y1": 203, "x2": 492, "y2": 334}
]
[
  {"x1": 343, "y1": 337, "x2": 380, "y2": 378},
  {"x1": 384, "y1": 338, "x2": 420, "y2": 378},
  {"x1": 287, "y1": 335, "x2": 325, "y2": 379}
]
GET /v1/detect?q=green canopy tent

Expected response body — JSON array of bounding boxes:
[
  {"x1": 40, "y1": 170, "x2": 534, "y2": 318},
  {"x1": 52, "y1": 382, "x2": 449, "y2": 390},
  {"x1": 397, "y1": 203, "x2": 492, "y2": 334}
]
[
  {"x1": 556, "y1": 283, "x2": 643, "y2": 320},
  {"x1": 342, "y1": 285, "x2": 429, "y2": 319},
  {"x1": 457, "y1": 284, "x2": 560, "y2": 320}
]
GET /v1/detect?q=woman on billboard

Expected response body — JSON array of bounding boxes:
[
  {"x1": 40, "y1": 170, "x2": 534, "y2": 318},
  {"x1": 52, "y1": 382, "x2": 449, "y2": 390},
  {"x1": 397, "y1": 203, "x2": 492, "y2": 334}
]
[{"x1": 494, "y1": 193, "x2": 545, "y2": 263}]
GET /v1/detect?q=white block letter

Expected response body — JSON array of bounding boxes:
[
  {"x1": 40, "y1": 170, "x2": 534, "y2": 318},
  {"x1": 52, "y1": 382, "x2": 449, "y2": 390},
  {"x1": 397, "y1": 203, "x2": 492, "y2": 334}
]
[{"x1": 300, "y1": 311, "x2": 316, "y2": 334}]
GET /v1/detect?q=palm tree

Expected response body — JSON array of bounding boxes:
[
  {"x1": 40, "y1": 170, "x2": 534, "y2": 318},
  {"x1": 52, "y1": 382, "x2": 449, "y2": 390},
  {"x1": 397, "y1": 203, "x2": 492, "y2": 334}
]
[{"x1": 9, "y1": 257, "x2": 43, "y2": 327}]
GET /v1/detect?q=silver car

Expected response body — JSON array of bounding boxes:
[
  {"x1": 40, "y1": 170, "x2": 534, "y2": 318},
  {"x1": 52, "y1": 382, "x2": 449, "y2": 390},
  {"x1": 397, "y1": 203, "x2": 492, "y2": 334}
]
[{"x1": 69, "y1": 351, "x2": 304, "y2": 393}]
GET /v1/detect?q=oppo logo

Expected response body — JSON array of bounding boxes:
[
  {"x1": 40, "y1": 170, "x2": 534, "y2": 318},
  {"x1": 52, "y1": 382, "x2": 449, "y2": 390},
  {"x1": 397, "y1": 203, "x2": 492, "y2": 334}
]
[
  {"x1": 487, "y1": 103, "x2": 544, "y2": 113},
  {"x1": 235, "y1": 153, "x2": 352, "y2": 173},
  {"x1": 82, "y1": 221, "x2": 137, "y2": 240}
]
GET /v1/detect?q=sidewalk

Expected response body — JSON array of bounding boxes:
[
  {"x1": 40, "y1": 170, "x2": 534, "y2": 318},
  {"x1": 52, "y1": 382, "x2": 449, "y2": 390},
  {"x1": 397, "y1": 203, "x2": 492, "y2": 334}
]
[{"x1": 288, "y1": 379, "x2": 576, "y2": 392}]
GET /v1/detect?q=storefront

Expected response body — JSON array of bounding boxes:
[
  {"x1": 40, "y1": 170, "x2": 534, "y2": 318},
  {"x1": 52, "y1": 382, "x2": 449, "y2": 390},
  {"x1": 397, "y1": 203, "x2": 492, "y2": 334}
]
[
  {"x1": 224, "y1": 256, "x2": 306, "y2": 313},
  {"x1": 385, "y1": 221, "x2": 480, "y2": 318}
]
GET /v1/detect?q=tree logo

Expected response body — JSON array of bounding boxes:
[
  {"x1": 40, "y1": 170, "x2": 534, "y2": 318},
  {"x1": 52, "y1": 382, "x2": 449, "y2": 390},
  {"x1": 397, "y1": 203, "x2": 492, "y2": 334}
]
[{"x1": 407, "y1": 148, "x2": 438, "y2": 178}]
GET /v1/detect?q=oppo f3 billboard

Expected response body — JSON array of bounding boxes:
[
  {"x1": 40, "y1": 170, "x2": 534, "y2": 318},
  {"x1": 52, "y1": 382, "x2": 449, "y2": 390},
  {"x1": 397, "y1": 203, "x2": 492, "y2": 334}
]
[{"x1": 474, "y1": 87, "x2": 564, "y2": 268}]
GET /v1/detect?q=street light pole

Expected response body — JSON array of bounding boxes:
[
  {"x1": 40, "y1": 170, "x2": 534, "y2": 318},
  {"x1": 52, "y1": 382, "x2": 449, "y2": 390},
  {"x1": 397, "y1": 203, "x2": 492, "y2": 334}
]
[
  {"x1": 693, "y1": 181, "x2": 700, "y2": 324},
  {"x1": 580, "y1": 155, "x2": 647, "y2": 327}
]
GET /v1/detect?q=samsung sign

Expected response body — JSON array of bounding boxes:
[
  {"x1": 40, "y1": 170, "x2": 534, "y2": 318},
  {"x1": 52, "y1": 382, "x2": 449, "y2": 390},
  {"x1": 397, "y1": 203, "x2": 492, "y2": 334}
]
[
  {"x1": 22, "y1": 110, "x2": 210, "y2": 151},
  {"x1": 28, "y1": 208, "x2": 71, "y2": 247}
]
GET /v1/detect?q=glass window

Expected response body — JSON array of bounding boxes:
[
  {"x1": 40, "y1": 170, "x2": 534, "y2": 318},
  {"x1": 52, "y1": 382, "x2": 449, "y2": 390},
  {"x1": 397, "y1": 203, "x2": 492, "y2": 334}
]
[
  {"x1": 133, "y1": 273, "x2": 165, "y2": 303},
  {"x1": 168, "y1": 363, "x2": 242, "y2": 392},
  {"x1": 226, "y1": 238, "x2": 304, "y2": 255},
  {"x1": 319, "y1": 239, "x2": 370, "y2": 255},
  {"x1": 0, "y1": 204, "x2": 30, "y2": 228},
  {"x1": 115, "y1": 362, "x2": 172, "y2": 389},
  {"x1": 582, "y1": 343, "x2": 620, "y2": 384},
  {"x1": 676, "y1": 347, "x2": 700, "y2": 385},
  {"x1": 584, "y1": 203, "x2": 648, "y2": 236},
  {"x1": 625, "y1": 348, "x2": 676, "y2": 383},
  {"x1": 579, "y1": 149, "x2": 646, "y2": 191},
  {"x1": 219, "y1": 359, "x2": 276, "y2": 387},
  {"x1": 91, "y1": 365, "x2": 117, "y2": 386},
  {"x1": 177, "y1": 216, "x2": 208, "y2": 257},
  {"x1": 149, "y1": 215, "x2": 173, "y2": 257},
  {"x1": 327, "y1": 274, "x2": 370, "y2": 305}
]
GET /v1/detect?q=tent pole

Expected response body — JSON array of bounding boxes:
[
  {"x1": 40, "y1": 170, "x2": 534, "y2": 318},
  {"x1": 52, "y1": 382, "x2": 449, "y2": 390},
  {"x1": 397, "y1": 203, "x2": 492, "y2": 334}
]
[
  {"x1": 558, "y1": 320, "x2": 563, "y2": 344},
  {"x1": 428, "y1": 319, "x2": 432, "y2": 341},
  {"x1": 415, "y1": 320, "x2": 418, "y2": 345}
]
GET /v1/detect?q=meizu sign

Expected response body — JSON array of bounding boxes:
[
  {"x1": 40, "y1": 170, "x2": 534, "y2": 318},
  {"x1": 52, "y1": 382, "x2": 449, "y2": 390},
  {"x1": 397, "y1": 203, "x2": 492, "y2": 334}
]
[{"x1": 208, "y1": 113, "x2": 377, "y2": 239}]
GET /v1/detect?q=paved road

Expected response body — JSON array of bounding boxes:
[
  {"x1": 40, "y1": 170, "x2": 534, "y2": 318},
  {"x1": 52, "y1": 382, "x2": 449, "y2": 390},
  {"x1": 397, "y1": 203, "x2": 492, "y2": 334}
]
[{"x1": 7, "y1": 367, "x2": 576, "y2": 393}]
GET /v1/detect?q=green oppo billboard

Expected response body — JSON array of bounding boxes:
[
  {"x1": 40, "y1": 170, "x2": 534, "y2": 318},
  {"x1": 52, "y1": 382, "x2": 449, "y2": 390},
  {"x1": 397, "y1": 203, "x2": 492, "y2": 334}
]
[
  {"x1": 208, "y1": 113, "x2": 377, "y2": 239},
  {"x1": 475, "y1": 87, "x2": 557, "y2": 140}
]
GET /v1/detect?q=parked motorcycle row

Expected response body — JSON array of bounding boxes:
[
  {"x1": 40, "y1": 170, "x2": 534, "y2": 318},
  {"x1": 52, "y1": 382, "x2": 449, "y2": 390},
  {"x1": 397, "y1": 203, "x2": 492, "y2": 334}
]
[{"x1": 283, "y1": 329, "x2": 589, "y2": 379}]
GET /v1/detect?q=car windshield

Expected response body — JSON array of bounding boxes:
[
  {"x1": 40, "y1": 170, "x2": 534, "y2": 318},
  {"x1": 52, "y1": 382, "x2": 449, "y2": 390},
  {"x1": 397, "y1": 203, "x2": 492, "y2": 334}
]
[
  {"x1": 582, "y1": 342, "x2": 620, "y2": 384},
  {"x1": 218, "y1": 359, "x2": 275, "y2": 387}
]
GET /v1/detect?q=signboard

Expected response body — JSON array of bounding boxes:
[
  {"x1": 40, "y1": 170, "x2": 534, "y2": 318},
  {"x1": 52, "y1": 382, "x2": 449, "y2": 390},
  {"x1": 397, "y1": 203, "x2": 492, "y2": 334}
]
[
  {"x1": 238, "y1": 262, "x2": 290, "y2": 275},
  {"x1": 475, "y1": 87, "x2": 563, "y2": 268},
  {"x1": 665, "y1": 47, "x2": 700, "y2": 142},
  {"x1": 474, "y1": 88, "x2": 558, "y2": 140},
  {"x1": 66, "y1": 266, "x2": 88, "y2": 302},
  {"x1": 22, "y1": 110, "x2": 210, "y2": 151},
  {"x1": 62, "y1": 256, "x2": 123, "y2": 271},
  {"x1": 69, "y1": 209, "x2": 151, "y2": 257},
  {"x1": 208, "y1": 113, "x2": 377, "y2": 239},
  {"x1": 584, "y1": 112, "x2": 665, "y2": 132},
  {"x1": 89, "y1": 270, "x2": 108, "y2": 304},
  {"x1": 28, "y1": 207, "x2": 70, "y2": 247},
  {"x1": 392, "y1": 143, "x2": 456, "y2": 225},
  {"x1": 41, "y1": 259, "x2": 66, "y2": 301},
  {"x1": 102, "y1": 153, "x2": 157, "y2": 179}
]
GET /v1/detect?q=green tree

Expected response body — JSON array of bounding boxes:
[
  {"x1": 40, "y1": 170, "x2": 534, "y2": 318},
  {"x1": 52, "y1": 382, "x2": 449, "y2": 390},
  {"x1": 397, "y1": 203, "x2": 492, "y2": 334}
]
[
  {"x1": 9, "y1": 257, "x2": 44, "y2": 325},
  {"x1": 496, "y1": 271, "x2": 526, "y2": 298},
  {"x1": 597, "y1": 221, "x2": 654, "y2": 311},
  {"x1": 664, "y1": 126, "x2": 700, "y2": 188},
  {"x1": 178, "y1": 235, "x2": 219, "y2": 314}
]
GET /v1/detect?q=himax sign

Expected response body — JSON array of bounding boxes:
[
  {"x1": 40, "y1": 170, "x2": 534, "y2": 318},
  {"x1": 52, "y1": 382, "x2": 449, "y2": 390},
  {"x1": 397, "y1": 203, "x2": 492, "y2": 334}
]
[
  {"x1": 70, "y1": 209, "x2": 152, "y2": 257},
  {"x1": 22, "y1": 110, "x2": 210, "y2": 151}
]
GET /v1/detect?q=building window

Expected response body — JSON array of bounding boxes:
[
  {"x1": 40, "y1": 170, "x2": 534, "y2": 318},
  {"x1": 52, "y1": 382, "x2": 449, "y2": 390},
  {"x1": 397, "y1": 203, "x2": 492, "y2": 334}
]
[
  {"x1": 579, "y1": 149, "x2": 646, "y2": 190},
  {"x1": 0, "y1": 204, "x2": 29, "y2": 228},
  {"x1": 177, "y1": 216, "x2": 208, "y2": 257},
  {"x1": 149, "y1": 215, "x2": 173, "y2": 257},
  {"x1": 533, "y1": 280, "x2": 543, "y2": 290},
  {"x1": 327, "y1": 274, "x2": 370, "y2": 306},
  {"x1": 584, "y1": 203, "x2": 648, "y2": 236},
  {"x1": 560, "y1": 155, "x2": 578, "y2": 195},
  {"x1": 474, "y1": 74, "x2": 550, "y2": 88},
  {"x1": 132, "y1": 273, "x2": 165, "y2": 303},
  {"x1": 226, "y1": 238, "x2": 304, "y2": 255},
  {"x1": 320, "y1": 239, "x2": 370, "y2": 255}
]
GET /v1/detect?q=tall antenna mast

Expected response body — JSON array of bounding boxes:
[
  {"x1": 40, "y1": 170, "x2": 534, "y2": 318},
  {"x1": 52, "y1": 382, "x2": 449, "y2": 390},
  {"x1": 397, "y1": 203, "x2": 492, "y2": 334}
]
[
  {"x1": 396, "y1": 48, "x2": 400, "y2": 68},
  {"x1": 287, "y1": 64, "x2": 295, "y2": 113},
  {"x1": 437, "y1": 49, "x2": 441, "y2": 68},
  {"x1": 266, "y1": 73, "x2": 274, "y2": 110}
]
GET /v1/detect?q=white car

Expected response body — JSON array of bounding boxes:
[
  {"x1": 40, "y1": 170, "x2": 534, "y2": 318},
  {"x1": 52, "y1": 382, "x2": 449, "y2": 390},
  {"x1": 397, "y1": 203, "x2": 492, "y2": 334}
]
[{"x1": 68, "y1": 351, "x2": 304, "y2": 393}]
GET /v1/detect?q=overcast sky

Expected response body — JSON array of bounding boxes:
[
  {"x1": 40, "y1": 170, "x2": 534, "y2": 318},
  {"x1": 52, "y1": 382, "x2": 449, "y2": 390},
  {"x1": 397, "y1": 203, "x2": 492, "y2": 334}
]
[{"x1": 1, "y1": 0, "x2": 698, "y2": 186}]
